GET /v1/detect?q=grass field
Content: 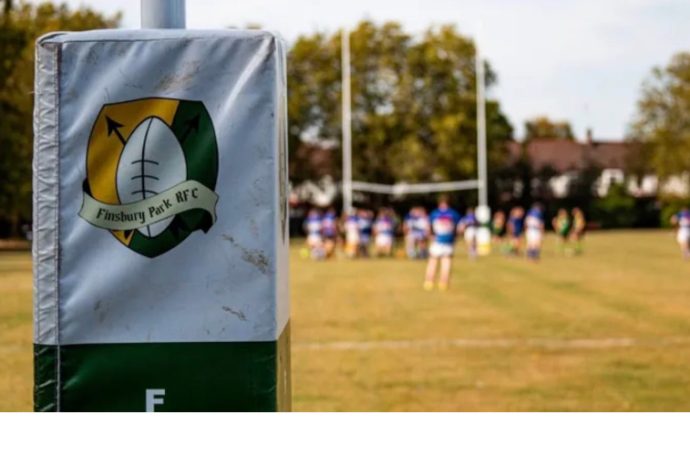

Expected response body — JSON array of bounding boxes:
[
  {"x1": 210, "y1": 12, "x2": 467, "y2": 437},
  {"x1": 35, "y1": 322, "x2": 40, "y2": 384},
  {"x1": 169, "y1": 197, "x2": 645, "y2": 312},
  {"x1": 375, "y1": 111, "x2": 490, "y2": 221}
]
[{"x1": 2, "y1": 230, "x2": 690, "y2": 411}]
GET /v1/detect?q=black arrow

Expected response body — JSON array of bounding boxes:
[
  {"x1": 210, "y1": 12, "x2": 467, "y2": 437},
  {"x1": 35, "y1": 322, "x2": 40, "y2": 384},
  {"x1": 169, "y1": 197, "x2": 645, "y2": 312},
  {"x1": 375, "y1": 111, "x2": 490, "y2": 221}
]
[
  {"x1": 179, "y1": 114, "x2": 200, "y2": 144},
  {"x1": 106, "y1": 116, "x2": 126, "y2": 145}
]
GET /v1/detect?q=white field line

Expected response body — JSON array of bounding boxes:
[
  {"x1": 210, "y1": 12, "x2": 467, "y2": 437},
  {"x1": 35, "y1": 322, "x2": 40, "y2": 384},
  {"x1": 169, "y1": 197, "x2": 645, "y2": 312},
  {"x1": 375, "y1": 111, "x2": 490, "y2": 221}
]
[{"x1": 294, "y1": 336, "x2": 690, "y2": 352}]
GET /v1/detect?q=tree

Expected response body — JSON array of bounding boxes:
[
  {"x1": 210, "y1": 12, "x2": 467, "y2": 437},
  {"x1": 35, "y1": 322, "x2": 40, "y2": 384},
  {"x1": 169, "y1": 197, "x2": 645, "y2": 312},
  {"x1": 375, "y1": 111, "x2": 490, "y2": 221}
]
[
  {"x1": 592, "y1": 183, "x2": 636, "y2": 228},
  {"x1": 630, "y1": 52, "x2": 690, "y2": 179},
  {"x1": 0, "y1": 1, "x2": 120, "y2": 236},
  {"x1": 287, "y1": 21, "x2": 513, "y2": 188},
  {"x1": 524, "y1": 116, "x2": 574, "y2": 141},
  {"x1": 287, "y1": 30, "x2": 349, "y2": 183}
]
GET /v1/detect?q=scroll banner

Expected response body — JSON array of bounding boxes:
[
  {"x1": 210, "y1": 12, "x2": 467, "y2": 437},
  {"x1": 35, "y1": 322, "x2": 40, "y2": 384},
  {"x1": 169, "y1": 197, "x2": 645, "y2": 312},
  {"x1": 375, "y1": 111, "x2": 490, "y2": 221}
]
[{"x1": 80, "y1": 180, "x2": 218, "y2": 231}]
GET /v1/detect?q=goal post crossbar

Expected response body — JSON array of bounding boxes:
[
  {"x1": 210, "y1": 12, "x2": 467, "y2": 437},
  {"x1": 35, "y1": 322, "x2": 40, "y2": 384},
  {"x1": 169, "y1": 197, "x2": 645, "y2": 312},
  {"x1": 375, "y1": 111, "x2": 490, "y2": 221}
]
[{"x1": 350, "y1": 179, "x2": 481, "y2": 196}]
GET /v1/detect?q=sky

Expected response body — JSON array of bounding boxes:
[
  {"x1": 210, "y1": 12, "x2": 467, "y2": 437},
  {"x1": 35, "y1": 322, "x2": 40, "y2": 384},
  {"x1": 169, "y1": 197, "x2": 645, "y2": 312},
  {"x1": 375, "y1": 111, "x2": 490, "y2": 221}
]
[{"x1": 39, "y1": 0, "x2": 690, "y2": 141}]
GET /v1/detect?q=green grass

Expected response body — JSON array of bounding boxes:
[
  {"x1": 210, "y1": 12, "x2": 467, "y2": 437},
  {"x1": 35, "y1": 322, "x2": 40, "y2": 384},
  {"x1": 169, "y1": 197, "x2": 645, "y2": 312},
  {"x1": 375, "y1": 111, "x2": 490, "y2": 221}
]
[
  {"x1": 2, "y1": 230, "x2": 690, "y2": 411},
  {"x1": 0, "y1": 251, "x2": 32, "y2": 412}
]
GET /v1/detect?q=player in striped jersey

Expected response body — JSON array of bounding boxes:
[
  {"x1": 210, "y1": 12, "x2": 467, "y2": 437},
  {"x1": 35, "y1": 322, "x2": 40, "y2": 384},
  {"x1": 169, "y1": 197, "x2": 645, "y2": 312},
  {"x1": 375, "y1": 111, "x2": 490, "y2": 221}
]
[
  {"x1": 525, "y1": 203, "x2": 545, "y2": 262},
  {"x1": 507, "y1": 206, "x2": 525, "y2": 256},
  {"x1": 357, "y1": 208, "x2": 374, "y2": 258},
  {"x1": 404, "y1": 207, "x2": 430, "y2": 259},
  {"x1": 459, "y1": 208, "x2": 479, "y2": 259},
  {"x1": 321, "y1": 207, "x2": 338, "y2": 258},
  {"x1": 373, "y1": 208, "x2": 395, "y2": 257},
  {"x1": 303, "y1": 208, "x2": 324, "y2": 260},
  {"x1": 343, "y1": 210, "x2": 360, "y2": 259}
]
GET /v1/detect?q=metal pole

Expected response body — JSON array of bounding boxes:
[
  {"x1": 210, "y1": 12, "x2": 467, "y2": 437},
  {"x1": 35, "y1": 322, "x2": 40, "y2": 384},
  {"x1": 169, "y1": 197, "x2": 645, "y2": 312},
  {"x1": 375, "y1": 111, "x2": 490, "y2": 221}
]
[
  {"x1": 475, "y1": 41, "x2": 488, "y2": 208},
  {"x1": 141, "y1": 0, "x2": 186, "y2": 29},
  {"x1": 341, "y1": 28, "x2": 353, "y2": 214}
]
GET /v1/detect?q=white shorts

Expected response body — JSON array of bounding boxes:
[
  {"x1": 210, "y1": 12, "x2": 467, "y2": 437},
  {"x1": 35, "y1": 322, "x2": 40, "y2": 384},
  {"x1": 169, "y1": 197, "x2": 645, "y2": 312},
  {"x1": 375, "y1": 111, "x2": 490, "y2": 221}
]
[
  {"x1": 307, "y1": 234, "x2": 322, "y2": 247},
  {"x1": 375, "y1": 235, "x2": 393, "y2": 248},
  {"x1": 464, "y1": 227, "x2": 477, "y2": 244},
  {"x1": 429, "y1": 242, "x2": 454, "y2": 258},
  {"x1": 345, "y1": 230, "x2": 359, "y2": 245},
  {"x1": 526, "y1": 229, "x2": 543, "y2": 246},
  {"x1": 678, "y1": 228, "x2": 690, "y2": 244}
]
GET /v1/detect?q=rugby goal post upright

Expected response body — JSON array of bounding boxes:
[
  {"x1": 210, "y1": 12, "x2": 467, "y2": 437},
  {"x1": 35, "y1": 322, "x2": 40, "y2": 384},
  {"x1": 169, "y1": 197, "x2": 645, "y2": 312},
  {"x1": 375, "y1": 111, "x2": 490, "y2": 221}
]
[
  {"x1": 341, "y1": 27, "x2": 353, "y2": 213},
  {"x1": 474, "y1": 33, "x2": 492, "y2": 254},
  {"x1": 475, "y1": 37, "x2": 488, "y2": 210},
  {"x1": 140, "y1": 0, "x2": 186, "y2": 28},
  {"x1": 33, "y1": 0, "x2": 290, "y2": 411}
]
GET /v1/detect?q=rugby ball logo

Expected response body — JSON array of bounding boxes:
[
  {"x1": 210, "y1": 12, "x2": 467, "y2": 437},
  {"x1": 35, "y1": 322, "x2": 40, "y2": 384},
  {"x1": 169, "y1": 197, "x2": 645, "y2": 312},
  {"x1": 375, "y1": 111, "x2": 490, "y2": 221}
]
[
  {"x1": 117, "y1": 117, "x2": 188, "y2": 238},
  {"x1": 79, "y1": 98, "x2": 219, "y2": 258}
]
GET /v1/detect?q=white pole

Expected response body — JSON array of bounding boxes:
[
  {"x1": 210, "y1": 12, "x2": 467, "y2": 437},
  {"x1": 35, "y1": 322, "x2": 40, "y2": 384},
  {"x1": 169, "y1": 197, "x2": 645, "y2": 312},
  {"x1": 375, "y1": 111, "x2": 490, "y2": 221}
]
[
  {"x1": 476, "y1": 40, "x2": 488, "y2": 208},
  {"x1": 141, "y1": 0, "x2": 186, "y2": 29},
  {"x1": 341, "y1": 28, "x2": 353, "y2": 214}
]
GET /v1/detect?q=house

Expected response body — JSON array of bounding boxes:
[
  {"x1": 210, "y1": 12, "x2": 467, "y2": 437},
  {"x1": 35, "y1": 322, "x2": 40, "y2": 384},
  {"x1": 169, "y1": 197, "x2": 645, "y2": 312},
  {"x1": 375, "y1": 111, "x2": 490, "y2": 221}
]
[
  {"x1": 289, "y1": 142, "x2": 339, "y2": 207},
  {"x1": 507, "y1": 131, "x2": 689, "y2": 198}
]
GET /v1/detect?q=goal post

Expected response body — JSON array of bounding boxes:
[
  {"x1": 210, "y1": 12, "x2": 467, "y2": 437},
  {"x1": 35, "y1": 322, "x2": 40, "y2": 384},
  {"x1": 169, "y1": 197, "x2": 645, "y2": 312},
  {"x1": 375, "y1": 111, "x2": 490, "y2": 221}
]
[
  {"x1": 340, "y1": 29, "x2": 490, "y2": 215},
  {"x1": 340, "y1": 29, "x2": 492, "y2": 254}
]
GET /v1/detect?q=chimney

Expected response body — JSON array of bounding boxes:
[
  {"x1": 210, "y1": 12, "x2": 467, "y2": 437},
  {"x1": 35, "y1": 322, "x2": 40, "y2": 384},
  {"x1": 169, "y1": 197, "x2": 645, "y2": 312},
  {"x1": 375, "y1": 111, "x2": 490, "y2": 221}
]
[{"x1": 586, "y1": 128, "x2": 593, "y2": 145}]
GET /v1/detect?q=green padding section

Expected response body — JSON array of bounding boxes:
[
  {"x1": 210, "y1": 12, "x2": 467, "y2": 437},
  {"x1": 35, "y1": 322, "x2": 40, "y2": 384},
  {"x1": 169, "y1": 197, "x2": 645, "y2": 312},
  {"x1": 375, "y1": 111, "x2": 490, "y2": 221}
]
[
  {"x1": 34, "y1": 324, "x2": 291, "y2": 412},
  {"x1": 34, "y1": 344, "x2": 58, "y2": 412}
]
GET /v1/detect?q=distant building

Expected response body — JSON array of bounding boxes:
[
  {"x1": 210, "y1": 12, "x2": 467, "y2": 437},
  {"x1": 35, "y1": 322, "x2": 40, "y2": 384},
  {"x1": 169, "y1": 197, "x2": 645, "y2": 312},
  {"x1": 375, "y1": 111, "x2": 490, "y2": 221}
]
[{"x1": 507, "y1": 131, "x2": 689, "y2": 198}]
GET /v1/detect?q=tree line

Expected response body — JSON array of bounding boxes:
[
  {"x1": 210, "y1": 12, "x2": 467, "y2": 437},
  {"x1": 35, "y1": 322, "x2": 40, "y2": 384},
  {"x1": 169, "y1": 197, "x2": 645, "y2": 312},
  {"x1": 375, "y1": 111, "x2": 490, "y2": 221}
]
[{"x1": 0, "y1": 1, "x2": 119, "y2": 235}]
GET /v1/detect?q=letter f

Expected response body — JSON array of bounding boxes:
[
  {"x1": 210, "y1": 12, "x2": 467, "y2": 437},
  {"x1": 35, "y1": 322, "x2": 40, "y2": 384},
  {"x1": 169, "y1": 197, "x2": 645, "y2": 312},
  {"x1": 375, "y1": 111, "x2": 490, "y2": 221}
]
[{"x1": 145, "y1": 388, "x2": 165, "y2": 412}]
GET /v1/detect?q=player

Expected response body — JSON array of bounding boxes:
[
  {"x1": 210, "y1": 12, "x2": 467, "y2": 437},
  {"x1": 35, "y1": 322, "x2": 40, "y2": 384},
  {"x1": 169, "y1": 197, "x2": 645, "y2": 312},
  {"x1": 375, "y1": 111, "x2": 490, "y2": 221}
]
[
  {"x1": 552, "y1": 208, "x2": 571, "y2": 254},
  {"x1": 507, "y1": 206, "x2": 525, "y2": 256},
  {"x1": 491, "y1": 210, "x2": 508, "y2": 254},
  {"x1": 373, "y1": 208, "x2": 396, "y2": 257},
  {"x1": 491, "y1": 210, "x2": 506, "y2": 241},
  {"x1": 321, "y1": 207, "x2": 339, "y2": 258},
  {"x1": 343, "y1": 210, "x2": 360, "y2": 258},
  {"x1": 303, "y1": 208, "x2": 324, "y2": 260},
  {"x1": 570, "y1": 207, "x2": 586, "y2": 255},
  {"x1": 414, "y1": 207, "x2": 431, "y2": 259},
  {"x1": 413, "y1": 207, "x2": 431, "y2": 259},
  {"x1": 670, "y1": 206, "x2": 690, "y2": 260},
  {"x1": 404, "y1": 207, "x2": 430, "y2": 259},
  {"x1": 357, "y1": 208, "x2": 374, "y2": 258},
  {"x1": 403, "y1": 207, "x2": 419, "y2": 258},
  {"x1": 424, "y1": 196, "x2": 461, "y2": 291},
  {"x1": 525, "y1": 203, "x2": 545, "y2": 261},
  {"x1": 459, "y1": 207, "x2": 479, "y2": 259}
]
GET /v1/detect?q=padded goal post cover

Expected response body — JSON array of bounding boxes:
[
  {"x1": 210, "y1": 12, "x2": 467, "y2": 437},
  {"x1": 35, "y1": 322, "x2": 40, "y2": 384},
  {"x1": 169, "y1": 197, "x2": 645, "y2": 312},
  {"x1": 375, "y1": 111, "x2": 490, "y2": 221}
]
[{"x1": 33, "y1": 29, "x2": 290, "y2": 411}]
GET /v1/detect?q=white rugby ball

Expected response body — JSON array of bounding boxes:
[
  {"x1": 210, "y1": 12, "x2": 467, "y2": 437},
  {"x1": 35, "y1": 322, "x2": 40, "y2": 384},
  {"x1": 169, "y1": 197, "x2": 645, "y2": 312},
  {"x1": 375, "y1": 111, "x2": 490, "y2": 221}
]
[{"x1": 117, "y1": 117, "x2": 187, "y2": 238}]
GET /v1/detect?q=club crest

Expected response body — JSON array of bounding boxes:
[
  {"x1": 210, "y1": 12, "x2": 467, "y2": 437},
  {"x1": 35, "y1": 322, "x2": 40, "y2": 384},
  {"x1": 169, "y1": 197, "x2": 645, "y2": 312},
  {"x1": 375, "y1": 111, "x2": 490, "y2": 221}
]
[{"x1": 79, "y1": 97, "x2": 219, "y2": 258}]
